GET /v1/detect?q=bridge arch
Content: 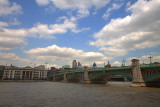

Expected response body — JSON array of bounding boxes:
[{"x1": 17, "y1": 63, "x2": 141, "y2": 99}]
[
  {"x1": 144, "y1": 73, "x2": 160, "y2": 82},
  {"x1": 66, "y1": 73, "x2": 84, "y2": 80},
  {"x1": 89, "y1": 71, "x2": 133, "y2": 80}
]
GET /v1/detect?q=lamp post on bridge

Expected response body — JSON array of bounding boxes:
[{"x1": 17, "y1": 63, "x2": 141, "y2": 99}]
[{"x1": 148, "y1": 54, "x2": 153, "y2": 66}]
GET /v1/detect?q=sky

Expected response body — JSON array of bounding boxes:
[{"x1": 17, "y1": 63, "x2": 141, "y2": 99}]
[{"x1": 0, "y1": 0, "x2": 160, "y2": 68}]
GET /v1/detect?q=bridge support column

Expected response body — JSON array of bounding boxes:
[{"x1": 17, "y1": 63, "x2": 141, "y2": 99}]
[
  {"x1": 124, "y1": 77, "x2": 128, "y2": 82},
  {"x1": 82, "y1": 66, "x2": 91, "y2": 83},
  {"x1": 62, "y1": 70, "x2": 67, "y2": 82},
  {"x1": 130, "y1": 59, "x2": 146, "y2": 87},
  {"x1": 53, "y1": 71, "x2": 56, "y2": 81}
]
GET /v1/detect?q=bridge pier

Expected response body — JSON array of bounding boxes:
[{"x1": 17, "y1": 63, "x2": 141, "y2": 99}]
[
  {"x1": 53, "y1": 71, "x2": 56, "y2": 81},
  {"x1": 82, "y1": 66, "x2": 91, "y2": 83},
  {"x1": 62, "y1": 70, "x2": 68, "y2": 82},
  {"x1": 130, "y1": 59, "x2": 146, "y2": 87},
  {"x1": 124, "y1": 77, "x2": 128, "y2": 82}
]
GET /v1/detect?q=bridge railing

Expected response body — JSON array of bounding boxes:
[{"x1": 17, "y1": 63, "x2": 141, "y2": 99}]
[{"x1": 88, "y1": 67, "x2": 132, "y2": 72}]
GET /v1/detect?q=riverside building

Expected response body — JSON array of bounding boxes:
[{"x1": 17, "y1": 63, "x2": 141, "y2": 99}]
[
  {"x1": 0, "y1": 65, "x2": 5, "y2": 80},
  {"x1": 2, "y1": 66, "x2": 47, "y2": 80},
  {"x1": 72, "y1": 60, "x2": 77, "y2": 70}
]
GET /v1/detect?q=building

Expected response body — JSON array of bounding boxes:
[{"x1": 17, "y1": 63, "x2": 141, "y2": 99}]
[
  {"x1": 62, "y1": 65, "x2": 70, "y2": 70},
  {"x1": 51, "y1": 67, "x2": 56, "y2": 71},
  {"x1": 47, "y1": 70, "x2": 53, "y2": 80},
  {"x1": 47, "y1": 67, "x2": 58, "y2": 80},
  {"x1": 105, "y1": 61, "x2": 111, "y2": 68},
  {"x1": 72, "y1": 60, "x2": 77, "y2": 69},
  {"x1": 93, "y1": 62, "x2": 97, "y2": 69},
  {"x1": 0, "y1": 65, "x2": 5, "y2": 80},
  {"x1": 35, "y1": 65, "x2": 45, "y2": 70},
  {"x1": 77, "y1": 61, "x2": 82, "y2": 69},
  {"x1": 2, "y1": 66, "x2": 47, "y2": 80}
]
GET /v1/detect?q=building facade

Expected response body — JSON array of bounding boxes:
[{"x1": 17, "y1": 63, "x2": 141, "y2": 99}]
[
  {"x1": 105, "y1": 61, "x2": 111, "y2": 68},
  {"x1": 77, "y1": 61, "x2": 82, "y2": 69},
  {"x1": 0, "y1": 65, "x2": 5, "y2": 80},
  {"x1": 72, "y1": 60, "x2": 77, "y2": 69},
  {"x1": 93, "y1": 62, "x2": 97, "y2": 69},
  {"x1": 62, "y1": 65, "x2": 70, "y2": 70},
  {"x1": 2, "y1": 66, "x2": 47, "y2": 80}
]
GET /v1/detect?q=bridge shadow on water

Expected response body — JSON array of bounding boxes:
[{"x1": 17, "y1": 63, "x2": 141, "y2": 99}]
[
  {"x1": 63, "y1": 80, "x2": 160, "y2": 88},
  {"x1": 146, "y1": 82, "x2": 160, "y2": 88}
]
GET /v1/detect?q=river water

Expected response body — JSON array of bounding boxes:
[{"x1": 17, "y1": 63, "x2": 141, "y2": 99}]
[{"x1": 0, "y1": 81, "x2": 160, "y2": 107}]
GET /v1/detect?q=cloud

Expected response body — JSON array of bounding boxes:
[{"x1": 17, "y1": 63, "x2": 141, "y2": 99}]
[
  {"x1": 0, "y1": 27, "x2": 27, "y2": 50},
  {"x1": 103, "y1": 3, "x2": 123, "y2": 20},
  {"x1": 29, "y1": 16, "x2": 90, "y2": 38},
  {"x1": 99, "y1": 47, "x2": 127, "y2": 57},
  {"x1": 35, "y1": 0, "x2": 50, "y2": 6},
  {"x1": 0, "y1": 0, "x2": 22, "y2": 16},
  {"x1": 29, "y1": 16, "x2": 78, "y2": 38},
  {"x1": 0, "y1": 52, "x2": 30, "y2": 66},
  {"x1": 90, "y1": 0, "x2": 160, "y2": 57},
  {"x1": 0, "y1": 19, "x2": 21, "y2": 27},
  {"x1": 140, "y1": 55, "x2": 160, "y2": 64},
  {"x1": 25, "y1": 44, "x2": 112, "y2": 66},
  {"x1": 9, "y1": 18, "x2": 21, "y2": 25},
  {"x1": 0, "y1": 16, "x2": 89, "y2": 50},
  {"x1": 126, "y1": 1, "x2": 131, "y2": 7},
  {"x1": 0, "y1": 52, "x2": 61, "y2": 68},
  {"x1": 50, "y1": 0, "x2": 110, "y2": 9},
  {"x1": 126, "y1": 54, "x2": 160, "y2": 66},
  {"x1": 77, "y1": 8, "x2": 89, "y2": 18},
  {"x1": 0, "y1": 21, "x2": 8, "y2": 27},
  {"x1": 35, "y1": 0, "x2": 110, "y2": 18},
  {"x1": 112, "y1": 61, "x2": 121, "y2": 66}
]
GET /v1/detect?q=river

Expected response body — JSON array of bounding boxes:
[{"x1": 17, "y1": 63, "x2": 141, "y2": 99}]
[{"x1": 0, "y1": 81, "x2": 160, "y2": 107}]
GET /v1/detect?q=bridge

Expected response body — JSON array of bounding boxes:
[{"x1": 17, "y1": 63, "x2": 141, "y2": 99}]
[{"x1": 53, "y1": 59, "x2": 160, "y2": 87}]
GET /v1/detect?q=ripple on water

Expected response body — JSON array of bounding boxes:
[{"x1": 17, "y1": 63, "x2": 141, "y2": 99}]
[{"x1": 0, "y1": 82, "x2": 160, "y2": 107}]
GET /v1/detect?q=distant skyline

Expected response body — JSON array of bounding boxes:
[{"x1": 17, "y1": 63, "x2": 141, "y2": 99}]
[{"x1": 0, "y1": 0, "x2": 160, "y2": 68}]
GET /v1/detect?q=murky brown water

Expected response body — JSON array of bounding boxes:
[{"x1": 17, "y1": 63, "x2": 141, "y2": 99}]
[{"x1": 0, "y1": 81, "x2": 160, "y2": 107}]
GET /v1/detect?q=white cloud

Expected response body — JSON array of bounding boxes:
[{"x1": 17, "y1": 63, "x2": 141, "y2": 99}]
[
  {"x1": 35, "y1": 0, "x2": 50, "y2": 6},
  {"x1": 127, "y1": 54, "x2": 160, "y2": 66},
  {"x1": 126, "y1": 1, "x2": 131, "y2": 7},
  {"x1": 35, "y1": 0, "x2": 110, "y2": 18},
  {"x1": 9, "y1": 18, "x2": 21, "y2": 25},
  {"x1": 0, "y1": 16, "x2": 89, "y2": 50},
  {"x1": 90, "y1": 0, "x2": 160, "y2": 57},
  {"x1": 0, "y1": 21, "x2": 8, "y2": 27},
  {"x1": 0, "y1": 0, "x2": 22, "y2": 16},
  {"x1": 0, "y1": 27, "x2": 27, "y2": 50},
  {"x1": 50, "y1": 0, "x2": 110, "y2": 9},
  {"x1": 92, "y1": 11, "x2": 97, "y2": 15},
  {"x1": 77, "y1": 8, "x2": 89, "y2": 18},
  {"x1": 100, "y1": 47, "x2": 127, "y2": 57},
  {"x1": 112, "y1": 61, "x2": 121, "y2": 66},
  {"x1": 0, "y1": 52, "x2": 61, "y2": 68},
  {"x1": 29, "y1": 16, "x2": 90, "y2": 38},
  {"x1": 103, "y1": 3, "x2": 123, "y2": 20},
  {"x1": 0, "y1": 52, "x2": 30, "y2": 66},
  {"x1": 25, "y1": 44, "x2": 112, "y2": 67}
]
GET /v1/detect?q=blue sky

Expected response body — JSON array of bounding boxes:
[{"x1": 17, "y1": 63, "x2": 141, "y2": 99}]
[{"x1": 0, "y1": 0, "x2": 160, "y2": 68}]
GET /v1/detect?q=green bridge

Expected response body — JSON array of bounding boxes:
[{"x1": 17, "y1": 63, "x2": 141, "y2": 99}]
[{"x1": 54, "y1": 59, "x2": 160, "y2": 87}]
